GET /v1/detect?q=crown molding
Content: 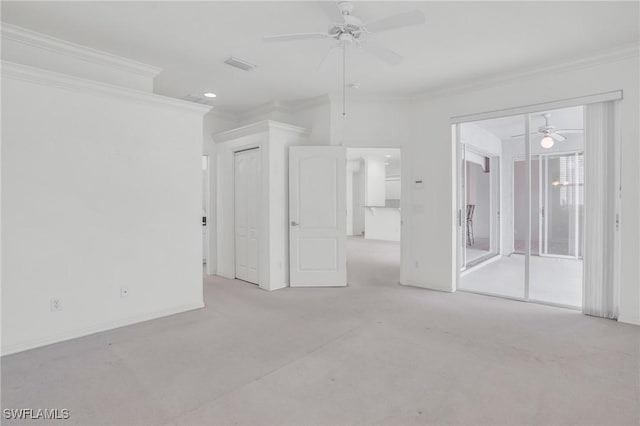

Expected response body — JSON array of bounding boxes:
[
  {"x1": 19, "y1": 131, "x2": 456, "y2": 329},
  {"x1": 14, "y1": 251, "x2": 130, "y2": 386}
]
[
  {"x1": 236, "y1": 100, "x2": 293, "y2": 123},
  {"x1": 2, "y1": 61, "x2": 211, "y2": 115},
  {"x1": 1, "y1": 22, "x2": 163, "y2": 78},
  {"x1": 206, "y1": 107, "x2": 239, "y2": 122},
  {"x1": 328, "y1": 92, "x2": 412, "y2": 105},
  {"x1": 236, "y1": 94, "x2": 334, "y2": 123},
  {"x1": 289, "y1": 94, "x2": 332, "y2": 110},
  {"x1": 411, "y1": 41, "x2": 640, "y2": 102},
  {"x1": 213, "y1": 120, "x2": 309, "y2": 143}
]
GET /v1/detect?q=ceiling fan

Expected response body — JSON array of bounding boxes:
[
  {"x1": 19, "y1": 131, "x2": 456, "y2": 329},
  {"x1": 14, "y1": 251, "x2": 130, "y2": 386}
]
[
  {"x1": 263, "y1": 1, "x2": 426, "y2": 66},
  {"x1": 262, "y1": 1, "x2": 426, "y2": 117},
  {"x1": 511, "y1": 113, "x2": 583, "y2": 149}
]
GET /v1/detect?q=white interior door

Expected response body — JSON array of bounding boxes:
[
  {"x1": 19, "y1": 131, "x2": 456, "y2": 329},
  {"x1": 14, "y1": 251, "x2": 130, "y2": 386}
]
[
  {"x1": 235, "y1": 148, "x2": 260, "y2": 284},
  {"x1": 289, "y1": 146, "x2": 347, "y2": 287}
]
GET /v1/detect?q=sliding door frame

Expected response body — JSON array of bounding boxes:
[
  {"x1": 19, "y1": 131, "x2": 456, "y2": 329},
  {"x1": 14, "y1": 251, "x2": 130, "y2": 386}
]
[{"x1": 453, "y1": 90, "x2": 622, "y2": 309}]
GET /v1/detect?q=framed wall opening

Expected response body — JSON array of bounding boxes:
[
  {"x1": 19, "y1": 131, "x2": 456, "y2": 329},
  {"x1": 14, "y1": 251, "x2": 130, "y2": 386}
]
[{"x1": 345, "y1": 147, "x2": 402, "y2": 288}]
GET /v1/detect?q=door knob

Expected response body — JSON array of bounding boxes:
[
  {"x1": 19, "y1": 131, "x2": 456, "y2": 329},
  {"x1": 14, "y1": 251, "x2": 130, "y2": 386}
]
[{"x1": 291, "y1": 221, "x2": 299, "y2": 226}]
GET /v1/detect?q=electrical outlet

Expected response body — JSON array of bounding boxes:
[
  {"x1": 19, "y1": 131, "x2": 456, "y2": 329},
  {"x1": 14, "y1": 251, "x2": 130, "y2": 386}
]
[
  {"x1": 50, "y1": 299, "x2": 62, "y2": 312},
  {"x1": 120, "y1": 287, "x2": 129, "y2": 298}
]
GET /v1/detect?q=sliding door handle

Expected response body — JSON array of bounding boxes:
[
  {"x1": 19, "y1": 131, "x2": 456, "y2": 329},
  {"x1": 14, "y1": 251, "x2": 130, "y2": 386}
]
[{"x1": 291, "y1": 221, "x2": 299, "y2": 227}]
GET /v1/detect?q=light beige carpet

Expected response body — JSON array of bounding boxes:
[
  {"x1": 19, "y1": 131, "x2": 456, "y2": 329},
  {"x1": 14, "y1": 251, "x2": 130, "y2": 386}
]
[{"x1": 2, "y1": 237, "x2": 638, "y2": 425}]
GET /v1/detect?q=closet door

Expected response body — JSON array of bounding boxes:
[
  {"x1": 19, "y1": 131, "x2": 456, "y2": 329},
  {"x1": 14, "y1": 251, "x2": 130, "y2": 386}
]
[{"x1": 234, "y1": 148, "x2": 260, "y2": 284}]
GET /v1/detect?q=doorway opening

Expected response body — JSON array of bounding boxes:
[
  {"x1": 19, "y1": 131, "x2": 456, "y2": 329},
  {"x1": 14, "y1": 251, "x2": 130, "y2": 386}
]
[
  {"x1": 456, "y1": 105, "x2": 585, "y2": 308},
  {"x1": 345, "y1": 148, "x2": 402, "y2": 287}
]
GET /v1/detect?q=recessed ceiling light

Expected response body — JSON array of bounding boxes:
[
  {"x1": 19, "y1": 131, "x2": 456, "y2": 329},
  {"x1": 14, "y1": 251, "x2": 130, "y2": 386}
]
[
  {"x1": 385, "y1": 155, "x2": 391, "y2": 158},
  {"x1": 203, "y1": 92, "x2": 217, "y2": 98}
]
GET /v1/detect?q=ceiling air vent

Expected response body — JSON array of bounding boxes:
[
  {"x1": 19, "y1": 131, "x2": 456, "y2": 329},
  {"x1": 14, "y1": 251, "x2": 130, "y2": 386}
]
[{"x1": 224, "y1": 56, "x2": 257, "y2": 71}]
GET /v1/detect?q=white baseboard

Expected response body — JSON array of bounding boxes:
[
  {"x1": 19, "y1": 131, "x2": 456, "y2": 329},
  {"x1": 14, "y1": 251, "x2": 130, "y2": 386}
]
[
  {"x1": 400, "y1": 279, "x2": 454, "y2": 293},
  {"x1": 1, "y1": 301, "x2": 205, "y2": 356},
  {"x1": 618, "y1": 314, "x2": 640, "y2": 326},
  {"x1": 262, "y1": 282, "x2": 289, "y2": 291}
]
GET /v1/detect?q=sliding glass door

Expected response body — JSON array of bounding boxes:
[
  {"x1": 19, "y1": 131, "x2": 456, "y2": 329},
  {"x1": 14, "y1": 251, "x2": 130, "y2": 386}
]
[
  {"x1": 530, "y1": 150, "x2": 584, "y2": 306},
  {"x1": 458, "y1": 105, "x2": 585, "y2": 307},
  {"x1": 458, "y1": 116, "x2": 524, "y2": 299}
]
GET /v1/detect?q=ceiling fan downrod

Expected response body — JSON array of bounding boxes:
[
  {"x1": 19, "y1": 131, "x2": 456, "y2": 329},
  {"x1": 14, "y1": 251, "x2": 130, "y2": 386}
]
[{"x1": 342, "y1": 43, "x2": 346, "y2": 118}]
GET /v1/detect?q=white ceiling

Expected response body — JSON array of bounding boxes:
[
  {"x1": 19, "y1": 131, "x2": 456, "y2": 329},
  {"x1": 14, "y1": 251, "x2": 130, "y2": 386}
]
[
  {"x1": 2, "y1": 1, "x2": 638, "y2": 114},
  {"x1": 473, "y1": 105, "x2": 583, "y2": 140}
]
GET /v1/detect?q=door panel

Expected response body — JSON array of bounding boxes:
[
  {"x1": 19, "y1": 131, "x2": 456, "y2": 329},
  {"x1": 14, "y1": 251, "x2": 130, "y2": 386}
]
[
  {"x1": 289, "y1": 146, "x2": 346, "y2": 287},
  {"x1": 234, "y1": 148, "x2": 260, "y2": 284}
]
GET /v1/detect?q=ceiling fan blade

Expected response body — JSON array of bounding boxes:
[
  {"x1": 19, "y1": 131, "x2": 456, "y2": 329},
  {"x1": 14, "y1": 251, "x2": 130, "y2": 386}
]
[
  {"x1": 317, "y1": 1, "x2": 343, "y2": 23},
  {"x1": 555, "y1": 129, "x2": 584, "y2": 134},
  {"x1": 550, "y1": 133, "x2": 566, "y2": 142},
  {"x1": 263, "y1": 32, "x2": 331, "y2": 42},
  {"x1": 364, "y1": 10, "x2": 426, "y2": 34},
  {"x1": 360, "y1": 40, "x2": 402, "y2": 65}
]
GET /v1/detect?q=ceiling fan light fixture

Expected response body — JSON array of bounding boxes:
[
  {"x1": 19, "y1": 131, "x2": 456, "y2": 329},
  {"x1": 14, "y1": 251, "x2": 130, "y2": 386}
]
[
  {"x1": 541, "y1": 135, "x2": 554, "y2": 149},
  {"x1": 203, "y1": 92, "x2": 217, "y2": 98}
]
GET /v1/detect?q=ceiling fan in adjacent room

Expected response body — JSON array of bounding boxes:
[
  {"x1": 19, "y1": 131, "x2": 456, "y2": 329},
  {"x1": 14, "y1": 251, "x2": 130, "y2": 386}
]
[
  {"x1": 262, "y1": 1, "x2": 426, "y2": 117},
  {"x1": 511, "y1": 113, "x2": 583, "y2": 149}
]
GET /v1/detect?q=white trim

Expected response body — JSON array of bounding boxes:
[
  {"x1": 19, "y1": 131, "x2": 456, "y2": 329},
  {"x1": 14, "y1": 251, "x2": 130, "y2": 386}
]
[
  {"x1": 450, "y1": 91, "x2": 623, "y2": 124},
  {"x1": 213, "y1": 120, "x2": 309, "y2": 143},
  {"x1": 1, "y1": 22, "x2": 162, "y2": 78},
  {"x1": 1, "y1": 61, "x2": 211, "y2": 115},
  {"x1": 237, "y1": 101, "x2": 293, "y2": 123},
  {"x1": 207, "y1": 108, "x2": 239, "y2": 122},
  {"x1": 235, "y1": 95, "x2": 333, "y2": 124},
  {"x1": 618, "y1": 315, "x2": 640, "y2": 326},
  {"x1": 460, "y1": 253, "x2": 501, "y2": 274},
  {"x1": 458, "y1": 288, "x2": 582, "y2": 311},
  {"x1": 291, "y1": 94, "x2": 332, "y2": 110},
  {"x1": 1, "y1": 302, "x2": 205, "y2": 356},
  {"x1": 400, "y1": 279, "x2": 453, "y2": 293},
  {"x1": 524, "y1": 115, "x2": 531, "y2": 299},
  {"x1": 417, "y1": 42, "x2": 638, "y2": 103}
]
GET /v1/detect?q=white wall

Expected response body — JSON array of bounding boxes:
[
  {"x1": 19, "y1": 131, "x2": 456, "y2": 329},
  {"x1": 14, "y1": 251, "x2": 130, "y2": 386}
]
[
  {"x1": 407, "y1": 55, "x2": 639, "y2": 325},
  {"x1": 386, "y1": 178, "x2": 401, "y2": 200},
  {"x1": 364, "y1": 208, "x2": 401, "y2": 242},
  {"x1": 346, "y1": 159, "x2": 361, "y2": 236},
  {"x1": 202, "y1": 111, "x2": 238, "y2": 275},
  {"x1": 1, "y1": 62, "x2": 210, "y2": 355},
  {"x1": 352, "y1": 166, "x2": 365, "y2": 236},
  {"x1": 365, "y1": 157, "x2": 386, "y2": 207},
  {"x1": 461, "y1": 123, "x2": 502, "y2": 156}
]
